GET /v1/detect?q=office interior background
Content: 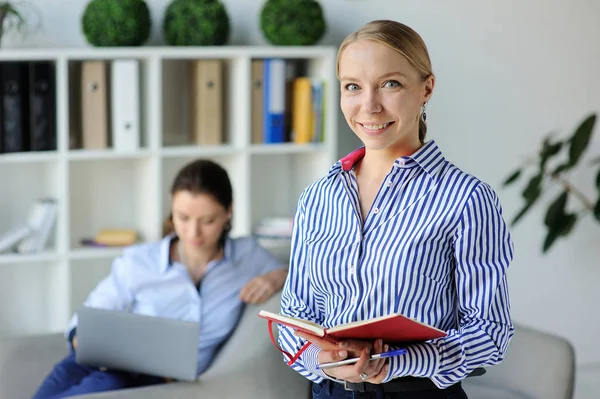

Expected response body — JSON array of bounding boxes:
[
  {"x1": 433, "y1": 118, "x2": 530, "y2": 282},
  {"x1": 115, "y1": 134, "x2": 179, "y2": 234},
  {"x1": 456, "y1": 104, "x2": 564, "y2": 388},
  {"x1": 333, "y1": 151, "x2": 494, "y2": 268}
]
[{"x1": 1, "y1": 0, "x2": 599, "y2": 398}]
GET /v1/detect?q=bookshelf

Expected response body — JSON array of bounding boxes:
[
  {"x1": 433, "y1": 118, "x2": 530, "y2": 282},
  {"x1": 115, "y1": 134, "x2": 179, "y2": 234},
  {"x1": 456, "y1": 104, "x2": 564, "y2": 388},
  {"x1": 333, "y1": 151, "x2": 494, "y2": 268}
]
[{"x1": 0, "y1": 46, "x2": 338, "y2": 336}]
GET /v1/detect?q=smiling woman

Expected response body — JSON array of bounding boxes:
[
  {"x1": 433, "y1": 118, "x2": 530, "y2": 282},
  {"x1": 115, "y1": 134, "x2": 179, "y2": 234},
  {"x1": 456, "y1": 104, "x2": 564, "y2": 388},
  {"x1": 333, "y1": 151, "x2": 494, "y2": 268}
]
[{"x1": 277, "y1": 20, "x2": 515, "y2": 399}]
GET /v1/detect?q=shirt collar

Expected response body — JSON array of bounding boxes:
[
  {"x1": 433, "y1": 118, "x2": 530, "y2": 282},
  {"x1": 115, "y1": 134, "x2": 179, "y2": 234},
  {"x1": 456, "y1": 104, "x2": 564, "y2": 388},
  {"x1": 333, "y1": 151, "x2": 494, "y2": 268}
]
[
  {"x1": 159, "y1": 233, "x2": 233, "y2": 273},
  {"x1": 327, "y1": 140, "x2": 446, "y2": 180}
]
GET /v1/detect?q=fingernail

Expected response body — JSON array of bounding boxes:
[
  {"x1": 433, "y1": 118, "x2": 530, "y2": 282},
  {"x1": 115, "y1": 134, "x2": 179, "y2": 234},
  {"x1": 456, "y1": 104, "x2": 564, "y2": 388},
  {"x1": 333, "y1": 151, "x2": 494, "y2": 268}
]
[
  {"x1": 378, "y1": 339, "x2": 383, "y2": 347},
  {"x1": 384, "y1": 344, "x2": 389, "y2": 351},
  {"x1": 366, "y1": 347, "x2": 371, "y2": 355},
  {"x1": 339, "y1": 350, "x2": 347, "y2": 358}
]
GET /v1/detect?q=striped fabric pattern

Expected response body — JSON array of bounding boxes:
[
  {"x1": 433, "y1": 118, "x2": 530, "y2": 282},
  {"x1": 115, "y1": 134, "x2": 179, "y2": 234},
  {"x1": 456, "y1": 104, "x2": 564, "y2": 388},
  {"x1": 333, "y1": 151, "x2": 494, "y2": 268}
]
[{"x1": 278, "y1": 140, "x2": 514, "y2": 389}]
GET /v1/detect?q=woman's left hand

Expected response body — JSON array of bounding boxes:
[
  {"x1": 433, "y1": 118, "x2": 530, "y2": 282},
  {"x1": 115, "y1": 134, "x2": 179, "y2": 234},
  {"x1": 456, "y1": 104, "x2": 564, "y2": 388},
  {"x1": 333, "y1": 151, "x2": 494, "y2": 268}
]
[{"x1": 240, "y1": 275, "x2": 277, "y2": 304}]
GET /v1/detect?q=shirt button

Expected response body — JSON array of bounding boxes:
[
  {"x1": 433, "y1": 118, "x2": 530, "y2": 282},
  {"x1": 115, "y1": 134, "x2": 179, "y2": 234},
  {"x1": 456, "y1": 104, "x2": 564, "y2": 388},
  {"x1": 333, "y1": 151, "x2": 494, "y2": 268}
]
[
  {"x1": 398, "y1": 159, "x2": 405, "y2": 166},
  {"x1": 373, "y1": 208, "x2": 379, "y2": 214},
  {"x1": 387, "y1": 180, "x2": 392, "y2": 187},
  {"x1": 351, "y1": 298, "x2": 356, "y2": 303},
  {"x1": 349, "y1": 267, "x2": 355, "y2": 274}
]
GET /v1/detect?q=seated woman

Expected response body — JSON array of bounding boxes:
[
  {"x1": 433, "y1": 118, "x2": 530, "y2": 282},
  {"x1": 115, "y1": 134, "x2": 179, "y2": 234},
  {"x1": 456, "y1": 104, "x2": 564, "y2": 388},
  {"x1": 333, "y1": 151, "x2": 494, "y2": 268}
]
[{"x1": 32, "y1": 159, "x2": 288, "y2": 399}]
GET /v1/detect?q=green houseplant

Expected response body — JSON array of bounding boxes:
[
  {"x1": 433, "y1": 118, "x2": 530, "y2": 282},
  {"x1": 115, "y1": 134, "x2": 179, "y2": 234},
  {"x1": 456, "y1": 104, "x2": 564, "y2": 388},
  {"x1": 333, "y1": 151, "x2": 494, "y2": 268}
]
[
  {"x1": 503, "y1": 113, "x2": 600, "y2": 253},
  {"x1": 163, "y1": 0, "x2": 230, "y2": 46},
  {"x1": 260, "y1": 0, "x2": 326, "y2": 46},
  {"x1": 81, "y1": 0, "x2": 151, "y2": 47},
  {"x1": 0, "y1": 1, "x2": 38, "y2": 46}
]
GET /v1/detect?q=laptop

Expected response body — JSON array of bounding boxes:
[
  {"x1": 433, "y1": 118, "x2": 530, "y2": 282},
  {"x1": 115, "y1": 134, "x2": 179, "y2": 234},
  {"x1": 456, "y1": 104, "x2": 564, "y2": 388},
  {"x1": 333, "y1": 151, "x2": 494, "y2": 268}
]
[{"x1": 75, "y1": 306, "x2": 200, "y2": 381}]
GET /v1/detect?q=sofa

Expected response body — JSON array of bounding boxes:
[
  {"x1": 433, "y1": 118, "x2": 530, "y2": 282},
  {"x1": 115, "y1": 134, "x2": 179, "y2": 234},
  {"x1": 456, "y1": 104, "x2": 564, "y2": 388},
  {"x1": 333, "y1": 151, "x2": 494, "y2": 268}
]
[{"x1": 0, "y1": 292, "x2": 576, "y2": 399}]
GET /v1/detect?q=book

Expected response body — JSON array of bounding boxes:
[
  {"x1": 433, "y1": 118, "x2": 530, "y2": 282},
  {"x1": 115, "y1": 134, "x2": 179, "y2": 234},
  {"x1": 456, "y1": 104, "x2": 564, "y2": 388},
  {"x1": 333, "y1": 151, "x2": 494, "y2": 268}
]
[{"x1": 258, "y1": 310, "x2": 447, "y2": 344}]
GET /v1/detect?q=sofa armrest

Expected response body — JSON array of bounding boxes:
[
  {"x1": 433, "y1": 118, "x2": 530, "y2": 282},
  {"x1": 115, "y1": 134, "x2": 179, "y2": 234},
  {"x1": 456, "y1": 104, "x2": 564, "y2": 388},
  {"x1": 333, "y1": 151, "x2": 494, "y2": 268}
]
[
  {"x1": 0, "y1": 332, "x2": 68, "y2": 399},
  {"x1": 463, "y1": 323, "x2": 575, "y2": 399}
]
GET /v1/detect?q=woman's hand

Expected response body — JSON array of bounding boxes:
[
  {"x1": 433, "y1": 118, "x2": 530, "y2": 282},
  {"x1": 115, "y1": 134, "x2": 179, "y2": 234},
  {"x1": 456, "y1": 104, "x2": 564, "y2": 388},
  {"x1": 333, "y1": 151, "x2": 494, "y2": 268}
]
[
  {"x1": 240, "y1": 275, "x2": 277, "y2": 304},
  {"x1": 240, "y1": 269, "x2": 288, "y2": 304},
  {"x1": 295, "y1": 331, "x2": 389, "y2": 384}
]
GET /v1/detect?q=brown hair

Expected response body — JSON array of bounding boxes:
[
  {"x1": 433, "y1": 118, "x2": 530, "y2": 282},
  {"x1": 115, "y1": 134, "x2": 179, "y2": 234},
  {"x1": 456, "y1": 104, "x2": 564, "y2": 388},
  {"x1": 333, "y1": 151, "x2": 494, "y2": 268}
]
[
  {"x1": 163, "y1": 159, "x2": 233, "y2": 247},
  {"x1": 336, "y1": 20, "x2": 433, "y2": 143}
]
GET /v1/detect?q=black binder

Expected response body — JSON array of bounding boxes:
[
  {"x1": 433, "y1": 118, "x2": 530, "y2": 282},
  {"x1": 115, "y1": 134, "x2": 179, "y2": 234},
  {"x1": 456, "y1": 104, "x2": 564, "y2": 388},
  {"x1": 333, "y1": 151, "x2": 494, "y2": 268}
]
[
  {"x1": 29, "y1": 61, "x2": 57, "y2": 151},
  {"x1": 0, "y1": 61, "x2": 30, "y2": 153}
]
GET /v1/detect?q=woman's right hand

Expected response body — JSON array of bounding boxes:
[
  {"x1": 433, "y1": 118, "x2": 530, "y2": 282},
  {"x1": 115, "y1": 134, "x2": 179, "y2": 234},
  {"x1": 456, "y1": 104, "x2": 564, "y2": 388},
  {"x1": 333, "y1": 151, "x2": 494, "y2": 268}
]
[
  {"x1": 72, "y1": 336, "x2": 78, "y2": 350},
  {"x1": 295, "y1": 331, "x2": 389, "y2": 384}
]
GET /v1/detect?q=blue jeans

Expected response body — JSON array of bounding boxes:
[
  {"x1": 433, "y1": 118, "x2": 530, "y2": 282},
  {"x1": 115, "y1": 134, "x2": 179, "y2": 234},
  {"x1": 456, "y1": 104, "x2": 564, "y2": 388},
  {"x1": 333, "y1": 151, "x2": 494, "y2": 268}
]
[
  {"x1": 311, "y1": 379, "x2": 468, "y2": 399},
  {"x1": 32, "y1": 352, "x2": 165, "y2": 399}
]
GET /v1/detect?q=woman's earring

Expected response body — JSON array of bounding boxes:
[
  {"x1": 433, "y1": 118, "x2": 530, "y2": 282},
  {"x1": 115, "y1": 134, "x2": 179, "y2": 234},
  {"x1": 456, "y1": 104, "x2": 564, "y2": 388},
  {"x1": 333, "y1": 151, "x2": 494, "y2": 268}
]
[{"x1": 421, "y1": 103, "x2": 428, "y2": 122}]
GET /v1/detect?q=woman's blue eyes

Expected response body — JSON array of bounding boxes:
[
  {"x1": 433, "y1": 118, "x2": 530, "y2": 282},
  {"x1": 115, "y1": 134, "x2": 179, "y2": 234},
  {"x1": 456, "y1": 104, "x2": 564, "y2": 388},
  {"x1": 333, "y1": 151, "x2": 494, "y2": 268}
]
[
  {"x1": 384, "y1": 80, "x2": 401, "y2": 88},
  {"x1": 344, "y1": 80, "x2": 401, "y2": 91}
]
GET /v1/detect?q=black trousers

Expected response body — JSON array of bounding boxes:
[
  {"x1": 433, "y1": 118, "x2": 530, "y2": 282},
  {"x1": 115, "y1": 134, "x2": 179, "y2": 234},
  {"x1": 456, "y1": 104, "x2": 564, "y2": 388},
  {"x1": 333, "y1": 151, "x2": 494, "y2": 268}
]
[{"x1": 311, "y1": 379, "x2": 468, "y2": 399}]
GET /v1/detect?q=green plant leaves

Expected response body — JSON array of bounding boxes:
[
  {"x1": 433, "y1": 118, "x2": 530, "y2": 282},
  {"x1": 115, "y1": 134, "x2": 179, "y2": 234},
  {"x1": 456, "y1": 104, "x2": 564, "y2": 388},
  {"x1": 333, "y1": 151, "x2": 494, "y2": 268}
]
[
  {"x1": 567, "y1": 113, "x2": 596, "y2": 168},
  {"x1": 522, "y1": 174, "x2": 543, "y2": 203},
  {"x1": 543, "y1": 191, "x2": 576, "y2": 252},
  {"x1": 539, "y1": 137, "x2": 562, "y2": 170},
  {"x1": 544, "y1": 191, "x2": 568, "y2": 227},
  {"x1": 512, "y1": 173, "x2": 543, "y2": 225},
  {"x1": 502, "y1": 169, "x2": 521, "y2": 186},
  {"x1": 503, "y1": 112, "x2": 599, "y2": 255},
  {"x1": 543, "y1": 213, "x2": 577, "y2": 253}
]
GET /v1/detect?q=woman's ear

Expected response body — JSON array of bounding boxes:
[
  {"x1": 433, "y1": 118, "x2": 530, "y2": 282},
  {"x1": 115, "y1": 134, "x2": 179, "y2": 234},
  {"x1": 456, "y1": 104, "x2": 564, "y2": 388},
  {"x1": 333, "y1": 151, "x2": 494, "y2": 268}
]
[{"x1": 422, "y1": 74, "x2": 435, "y2": 103}]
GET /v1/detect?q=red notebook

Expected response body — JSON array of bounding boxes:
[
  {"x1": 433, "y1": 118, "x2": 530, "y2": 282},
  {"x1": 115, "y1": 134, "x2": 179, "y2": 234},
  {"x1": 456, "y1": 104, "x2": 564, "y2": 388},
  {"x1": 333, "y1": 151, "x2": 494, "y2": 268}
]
[{"x1": 258, "y1": 310, "x2": 447, "y2": 365}]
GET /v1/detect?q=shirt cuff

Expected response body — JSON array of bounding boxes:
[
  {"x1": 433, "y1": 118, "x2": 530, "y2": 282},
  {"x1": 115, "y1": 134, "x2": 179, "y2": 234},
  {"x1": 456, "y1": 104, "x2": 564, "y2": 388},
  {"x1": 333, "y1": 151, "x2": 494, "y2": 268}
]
[
  {"x1": 383, "y1": 342, "x2": 440, "y2": 382},
  {"x1": 299, "y1": 343, "x2": 330, "y2": 379}
]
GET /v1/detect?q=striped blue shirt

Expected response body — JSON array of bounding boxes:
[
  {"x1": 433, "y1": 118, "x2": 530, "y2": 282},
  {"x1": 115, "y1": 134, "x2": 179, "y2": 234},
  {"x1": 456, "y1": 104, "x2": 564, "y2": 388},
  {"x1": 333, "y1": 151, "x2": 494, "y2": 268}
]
[
  {"x1": 67, "y1": 234, "x2": 285, "y2": 376},
  {"x1": 278, "y1": 140, "x2": 514, "y2": 389}
]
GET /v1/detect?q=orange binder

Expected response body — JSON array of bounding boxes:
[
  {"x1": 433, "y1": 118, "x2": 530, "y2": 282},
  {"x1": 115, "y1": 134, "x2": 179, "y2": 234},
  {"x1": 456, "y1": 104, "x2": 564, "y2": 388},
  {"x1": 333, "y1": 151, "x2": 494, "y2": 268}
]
[
  {"x1": 291, "y1": 77, "x2": 313, "y2": 144},
  {"x1": 189, "y1": 60, "x2": 224, "y2": 145},
  {"x1": 81, "y1": 61, "x2": 109, "y2": 149}
]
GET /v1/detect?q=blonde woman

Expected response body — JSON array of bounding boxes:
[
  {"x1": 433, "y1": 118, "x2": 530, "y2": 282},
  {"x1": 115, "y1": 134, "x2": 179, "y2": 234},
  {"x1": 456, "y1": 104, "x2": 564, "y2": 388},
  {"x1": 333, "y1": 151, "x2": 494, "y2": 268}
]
[{"x1": 278, "y1": 20, "x2": 514, "y2": 399}]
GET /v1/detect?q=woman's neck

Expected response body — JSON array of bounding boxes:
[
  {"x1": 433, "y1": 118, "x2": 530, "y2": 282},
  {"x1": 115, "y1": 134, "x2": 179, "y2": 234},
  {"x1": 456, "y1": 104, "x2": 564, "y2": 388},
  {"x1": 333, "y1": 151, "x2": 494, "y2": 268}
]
[
  {"x1": 359, "y1": 140, "x2": 422, "y2": 177},
  {"x1": 177, "y1": 239, "x2": 223, "y2": 272}
]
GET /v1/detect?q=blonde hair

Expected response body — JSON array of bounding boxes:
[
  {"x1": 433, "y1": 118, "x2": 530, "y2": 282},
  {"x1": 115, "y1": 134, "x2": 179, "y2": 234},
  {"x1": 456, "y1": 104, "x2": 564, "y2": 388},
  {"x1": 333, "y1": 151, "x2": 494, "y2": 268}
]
[{"x1": 336, "y1": 20, "x2": 433, "y2": 143}]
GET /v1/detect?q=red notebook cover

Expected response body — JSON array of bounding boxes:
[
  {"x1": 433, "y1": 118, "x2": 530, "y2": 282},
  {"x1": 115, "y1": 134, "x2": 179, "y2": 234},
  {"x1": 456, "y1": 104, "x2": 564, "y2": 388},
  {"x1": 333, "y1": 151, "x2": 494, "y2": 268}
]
[
  {"x1": 258, "y1": 310, "x2": 447, "y2": 344},
  {"x1": 324, "y1": 313, "x2": 447, "y2": 343}
]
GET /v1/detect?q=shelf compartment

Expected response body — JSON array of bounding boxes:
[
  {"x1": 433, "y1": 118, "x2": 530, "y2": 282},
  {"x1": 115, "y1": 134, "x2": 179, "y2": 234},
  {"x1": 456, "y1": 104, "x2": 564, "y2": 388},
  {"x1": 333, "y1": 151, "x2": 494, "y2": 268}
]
[
  {"x1": 0, "y1": 161, "x2": 61, "y2": 253},
  {"x1": 68, "y1": 157, "x2": 158, "y2": 249},
  {"x1": 249, "y1": 152, "x2": 334, "y2": 228},
  {"x1": 161, "y1": 57, "x2": 242, "y2": 148},
  {"x1": 67, "y1": 57, "x2": 151, "y2": 151}
]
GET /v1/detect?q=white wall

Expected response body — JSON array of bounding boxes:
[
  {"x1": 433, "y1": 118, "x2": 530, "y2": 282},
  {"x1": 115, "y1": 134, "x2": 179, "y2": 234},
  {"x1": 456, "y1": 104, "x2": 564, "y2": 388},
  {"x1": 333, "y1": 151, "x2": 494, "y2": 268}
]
[{"x1": 4, "y1": 0, "x2": 600, "y2": 367}]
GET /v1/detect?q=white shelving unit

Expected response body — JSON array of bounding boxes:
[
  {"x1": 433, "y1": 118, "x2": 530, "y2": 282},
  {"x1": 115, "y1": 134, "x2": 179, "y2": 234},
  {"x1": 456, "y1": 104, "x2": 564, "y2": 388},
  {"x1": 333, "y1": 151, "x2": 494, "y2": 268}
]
[{"x1": 0, "y1": 46, "x2": 338, "y2": 337}]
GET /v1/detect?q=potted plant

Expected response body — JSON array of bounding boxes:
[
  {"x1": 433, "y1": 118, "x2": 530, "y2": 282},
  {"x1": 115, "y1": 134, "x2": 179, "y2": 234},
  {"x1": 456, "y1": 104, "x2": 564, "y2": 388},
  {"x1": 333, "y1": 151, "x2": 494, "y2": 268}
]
[
  {"x1": 163, "y1": 0, "x2": 230, "y2": 46},
  {"x1": 0, "y1": 1, "x2": 37, "y2": 47},
  {"x1": 502, "y1": 113, "x2": 600, "y2": 253},
  {"x1": 81, "y1": 0, "x2": 151, "y2": 47},
  {"x1": 260, "y1": 0, "x2": 326, "y2": 46}
]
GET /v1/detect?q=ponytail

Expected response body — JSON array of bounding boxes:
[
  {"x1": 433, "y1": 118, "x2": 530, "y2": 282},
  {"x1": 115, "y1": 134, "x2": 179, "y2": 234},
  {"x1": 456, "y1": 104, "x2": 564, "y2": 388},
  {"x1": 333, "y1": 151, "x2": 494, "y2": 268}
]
[{"x1": 163, "y1": 213, "x2": 175, "y2": 237}]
